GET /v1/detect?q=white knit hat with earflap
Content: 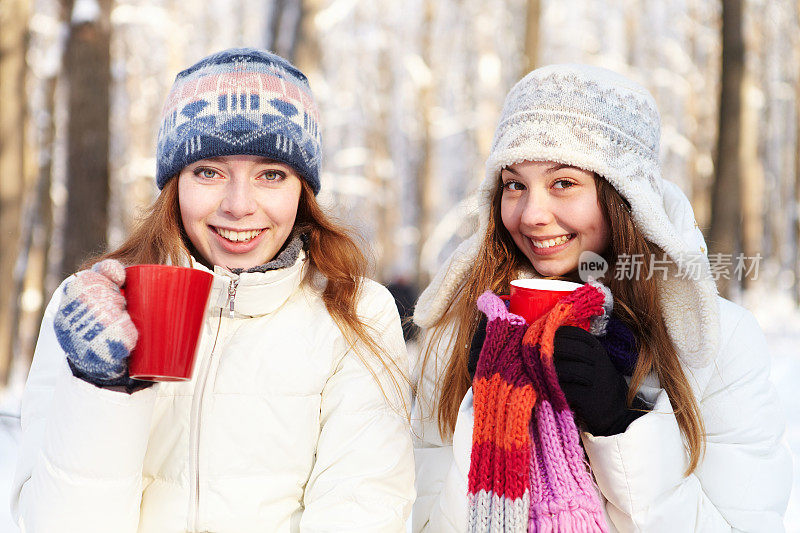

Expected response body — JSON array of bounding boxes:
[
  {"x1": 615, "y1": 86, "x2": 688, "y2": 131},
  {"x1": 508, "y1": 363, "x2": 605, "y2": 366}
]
[{"x1": 414, "y1": 64, "x2": 719, "y2": 368}]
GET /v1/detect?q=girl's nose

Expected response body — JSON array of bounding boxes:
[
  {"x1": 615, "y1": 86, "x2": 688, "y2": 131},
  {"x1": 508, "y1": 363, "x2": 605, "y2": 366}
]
[
  {"x1": 518, "y1": 190, "x2": 554, "y2": 228},
  {"x1": 220, "y1": 178, "x2": 257, "y2": 218}
]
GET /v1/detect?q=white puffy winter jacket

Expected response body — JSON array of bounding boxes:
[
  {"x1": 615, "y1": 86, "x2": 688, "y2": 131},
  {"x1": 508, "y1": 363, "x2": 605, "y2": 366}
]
[
  {"x1": 411, "y1": 297, "x2": 792, "y2": 532},
  {"x1": 11, "y1": 253, "x2": 415, "y2": 532}
]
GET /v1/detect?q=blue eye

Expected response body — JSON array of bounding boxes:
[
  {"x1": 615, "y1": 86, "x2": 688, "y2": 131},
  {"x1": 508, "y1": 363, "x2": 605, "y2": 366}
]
[
  {"x1": 261, "y1": 170, "x2": 286, "y2": 182},
  {"x1": 195, "y1": 168, "x2": 219, "y2": 179},
  {"x1": 503, "y1": 181, "x2": 526, "y2": 191}
]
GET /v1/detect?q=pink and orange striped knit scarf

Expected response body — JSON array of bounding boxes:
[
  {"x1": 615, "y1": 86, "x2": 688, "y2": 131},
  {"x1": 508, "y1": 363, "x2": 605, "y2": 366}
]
[{"x1": 468, "y1": 283, "x2": 611, "y2": 532}]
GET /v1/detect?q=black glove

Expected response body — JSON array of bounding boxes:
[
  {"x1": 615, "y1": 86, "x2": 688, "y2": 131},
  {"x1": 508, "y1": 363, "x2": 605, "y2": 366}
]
[
  {"x1": 553, "y1": 326, "x2": 647, "y2": 436},
  {"x1": 467, "y1": 315, "x2": 488, "y2": 380}
]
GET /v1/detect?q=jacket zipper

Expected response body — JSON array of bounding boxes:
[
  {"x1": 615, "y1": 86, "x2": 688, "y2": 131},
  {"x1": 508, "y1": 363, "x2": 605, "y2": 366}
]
[
  {"x1": 227, "y1": 279, "x2": 238, "y2": 318},
  {"x1": 189, "y1": 277, "x2": 238, "y2": 532}
]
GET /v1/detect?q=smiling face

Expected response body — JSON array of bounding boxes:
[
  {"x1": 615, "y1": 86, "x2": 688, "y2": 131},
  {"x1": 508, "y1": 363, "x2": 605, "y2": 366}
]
[
  {"x1": 499, "y1": 160, "x2": 610, "y2": 279},
  {"x1": 178, "y1": 155, "x2": 302, "y2": 270}
]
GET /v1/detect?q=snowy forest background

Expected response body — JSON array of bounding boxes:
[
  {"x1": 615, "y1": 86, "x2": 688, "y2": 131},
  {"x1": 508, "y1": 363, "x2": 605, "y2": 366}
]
[{"x1": 1, "y1": 0, "x2": 800, "y2": 529}]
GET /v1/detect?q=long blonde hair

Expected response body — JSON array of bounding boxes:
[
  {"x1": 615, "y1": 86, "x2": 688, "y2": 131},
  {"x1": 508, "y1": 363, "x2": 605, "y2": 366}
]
[
  {"x1": 87, "y1": 177, "x2": 410, "y2": 413},
  {"x1": 420, "y1": 174, "x2": 705, "y2": 475}
]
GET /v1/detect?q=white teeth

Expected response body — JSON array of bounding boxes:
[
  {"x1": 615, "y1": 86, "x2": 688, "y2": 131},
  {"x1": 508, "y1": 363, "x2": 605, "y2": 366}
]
[
  {"x1": 532, "y1": 234, "x2": 571, "y2": 249},
  {"x1": 215, "y1": 228, "x2": 263, "y2": 242}
]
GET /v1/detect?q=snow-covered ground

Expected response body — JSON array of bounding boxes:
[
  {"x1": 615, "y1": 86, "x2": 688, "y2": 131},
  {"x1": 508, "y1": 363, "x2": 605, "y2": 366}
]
[
  {"x1": 0, "y1": 379, "x2": 22, "y2": 533},
  {"x1": 746, "y1": 287, "x2": 800, "y2": 530},
  {"x1": 1, "y1": 289, "x2": 798, "y2": 532}
]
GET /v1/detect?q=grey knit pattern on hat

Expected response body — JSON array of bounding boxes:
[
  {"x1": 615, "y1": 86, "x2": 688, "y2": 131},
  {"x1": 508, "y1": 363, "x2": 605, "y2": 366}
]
[{"x1": 414, "y1": 64, "x2": 719, "y2": 368}]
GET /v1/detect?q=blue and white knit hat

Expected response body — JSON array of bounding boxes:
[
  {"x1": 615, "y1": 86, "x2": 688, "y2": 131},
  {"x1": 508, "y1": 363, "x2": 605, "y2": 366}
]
[{"x1": 156, "y1": 47, "x2": 322, "y2": 193}]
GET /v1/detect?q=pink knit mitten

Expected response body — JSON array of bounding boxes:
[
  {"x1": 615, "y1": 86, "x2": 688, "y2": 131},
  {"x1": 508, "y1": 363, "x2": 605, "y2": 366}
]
[{"x1": 54, "y1": 259, "x2": 139, "y2": 387}]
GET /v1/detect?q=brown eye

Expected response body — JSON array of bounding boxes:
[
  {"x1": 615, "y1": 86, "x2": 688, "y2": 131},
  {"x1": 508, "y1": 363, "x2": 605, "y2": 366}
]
[
  {"x1": 503, "y1": 181, "x2": 526, "y2": 191},
  {"x1": 553, "y1": 179, "x2": 575, "y2": 189}
]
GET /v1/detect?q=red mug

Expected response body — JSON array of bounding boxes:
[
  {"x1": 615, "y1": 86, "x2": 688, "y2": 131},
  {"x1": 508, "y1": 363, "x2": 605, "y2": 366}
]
[
  {"x1": 122, "y1": 265, "x2": 214, "y2": 381},
  {"x1": 501, "y1": 279, "x2": 581, "y2": 323}
]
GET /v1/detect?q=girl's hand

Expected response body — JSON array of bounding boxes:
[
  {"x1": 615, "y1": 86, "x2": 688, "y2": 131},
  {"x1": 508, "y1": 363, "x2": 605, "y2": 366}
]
[
  {"x1": 54, "y1": 259, "x2": 140, "y2": 388},
  {"x1": 553, "y1": 326, "x2": 646, "y2": 436}
]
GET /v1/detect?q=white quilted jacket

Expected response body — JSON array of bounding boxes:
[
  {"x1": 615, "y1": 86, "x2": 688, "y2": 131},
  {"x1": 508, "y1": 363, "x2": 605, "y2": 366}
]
[
  {"x1": 411, "y1": 298, "x2": 792, "y2": 532},
  {"x1": 11, "y1": 254, "x2": 415, "y2": 532},
  {"x1": 410, "y1": 181, "x2": 792, "y2": 532}
]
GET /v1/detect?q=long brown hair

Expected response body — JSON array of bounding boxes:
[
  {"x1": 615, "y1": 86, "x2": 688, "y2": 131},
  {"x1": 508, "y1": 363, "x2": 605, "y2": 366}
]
[
  {"x1": 88, "y1": 177, "x2": 410, "y2": 413},
  {"x1": 420, "y1": 174, "x2": 705, "y2": 475},
  {"x1": 88, "y1": 178, "x2": 191, "y2": 268}
]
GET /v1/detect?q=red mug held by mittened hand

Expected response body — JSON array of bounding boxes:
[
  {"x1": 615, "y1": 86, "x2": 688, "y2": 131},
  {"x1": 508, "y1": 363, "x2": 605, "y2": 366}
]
[
  {"x1": 502, "y1": 279, "x2": 582, "y2": 323},
  {"x1": 122, "y1": 265, "x2": 214, "y2": 381}
]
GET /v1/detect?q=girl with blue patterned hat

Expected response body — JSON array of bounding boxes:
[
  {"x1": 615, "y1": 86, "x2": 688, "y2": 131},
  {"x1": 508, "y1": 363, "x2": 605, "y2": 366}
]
[{"x1": 12, "y1": 48, "x2": 414, "y2": 532}]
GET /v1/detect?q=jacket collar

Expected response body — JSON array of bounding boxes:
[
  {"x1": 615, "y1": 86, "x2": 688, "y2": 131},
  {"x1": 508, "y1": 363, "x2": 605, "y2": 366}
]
[{"x1": 191, "y1": 252, "x2": 307, "y2": 318}]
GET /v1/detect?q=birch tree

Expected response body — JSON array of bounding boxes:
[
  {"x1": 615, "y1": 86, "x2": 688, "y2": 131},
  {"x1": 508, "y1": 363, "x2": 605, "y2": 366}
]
[{"x1": 0, "y1": 0, "x2": 32, "y2": 385}]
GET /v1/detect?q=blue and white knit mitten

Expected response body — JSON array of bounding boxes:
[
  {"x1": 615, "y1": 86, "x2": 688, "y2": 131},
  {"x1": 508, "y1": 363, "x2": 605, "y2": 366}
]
[{"x1": 54, "y1": 259, "x2": 142, "y2": 389}]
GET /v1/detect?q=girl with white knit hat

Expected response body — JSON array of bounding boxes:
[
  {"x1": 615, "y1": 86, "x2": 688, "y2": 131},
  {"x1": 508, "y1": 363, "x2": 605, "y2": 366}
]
[
  {"x1": 411, "y1": 64, "x2": 791, "y2": 532},
  {"x1": 12, "y1": 48, "x2": 414, "y2": 532}
]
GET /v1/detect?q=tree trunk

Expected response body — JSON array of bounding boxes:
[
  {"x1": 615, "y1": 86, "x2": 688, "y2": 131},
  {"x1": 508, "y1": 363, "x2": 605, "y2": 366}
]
[
  {"x1": 267, "y1": 0, "x2": 303, "y2": 62},
  {"x1": 739, "y1": 75, "x2": 763, "y2": 286},
  {"x1": 0, "y1": 0, "x2": 31, "y2": 385},
  {"x1": 710, "y1": 0, "x2": 744, "y2": 298},
  {"x1": 60, "y1": 0, "x2": 114, "y2": 278},
  {"x1": 15, "y1": 76, "x2": 58, "y2": 372},
  {"x1": 524, "y1": 0, "x2": 541, "y2": 73},
  {"x1": 368, "y1": 42, "x2": 394, "y2": 281},
  {"x1": 796, "y1": 54, "x2": 800, "y2": 304},
  {"x1": 293, "y1": 0, "x2": 320, "y2": 74},
  {"x1": 415, "y1": 1, "x2": 435, "y2": 289}
]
